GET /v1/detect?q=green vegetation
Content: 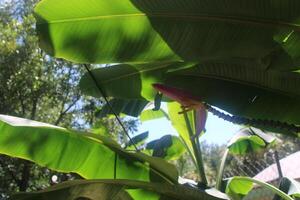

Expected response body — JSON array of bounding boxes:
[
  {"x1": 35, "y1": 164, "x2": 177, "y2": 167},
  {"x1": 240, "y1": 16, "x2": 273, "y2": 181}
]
[{"x1": 1, "y1": 0, "x2": 300, "y2": 199}]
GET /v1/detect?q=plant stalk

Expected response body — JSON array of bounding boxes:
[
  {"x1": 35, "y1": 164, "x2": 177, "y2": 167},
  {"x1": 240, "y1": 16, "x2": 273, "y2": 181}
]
[
  {"x1": 233, "y1": 177, "x2": 294, "y2": 200},
  {"x1": 216, "y1": 148, "x2": 229, "y2": 190},
  {"x1": 274, "y1": 150, "x2": 283, "y2": 179},
  {"x1": 179, "y1": 136, "x2": 198, "y2": 169},
  {"x1": 183, "y1": 112, "x2": 208, "y2": 186}
]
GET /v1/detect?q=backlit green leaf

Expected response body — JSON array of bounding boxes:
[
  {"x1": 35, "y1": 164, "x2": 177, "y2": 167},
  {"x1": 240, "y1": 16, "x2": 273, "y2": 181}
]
[
  {"x1": 79, "y1": 63, "x2": 191, "y2": 101},
  {"x1": 35, "y1": 0, "x2": 300, "y2": 69},
  {"x1": 227, "y1": 127, "x2": 277, "y2": 155},
  {"x1": 0, "y1": 115, "x2": 178, "y2": 183},
  {"x1": 225, "y1": 177, "x2": 253, "y2": 200},
  {"x1": 140, "y1": 109, "x2": 169, "y2": 122}
]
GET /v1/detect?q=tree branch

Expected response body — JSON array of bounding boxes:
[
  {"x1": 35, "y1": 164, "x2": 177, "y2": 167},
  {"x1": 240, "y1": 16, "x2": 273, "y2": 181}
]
[
  {"x1": 54, "y1": 96, "x2": 80, "y2": 126},
  {"x1": 30, "y1": 97, "x2": 38, "y2": 120},
  {"x1": 19, "y1": 161, "x2": 31, "y2": 192}
]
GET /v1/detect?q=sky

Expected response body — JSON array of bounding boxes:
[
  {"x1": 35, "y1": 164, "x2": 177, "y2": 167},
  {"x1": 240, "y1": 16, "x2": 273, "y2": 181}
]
[
  {"x1": 137, "y1": 104, "x2": 241, "y2": 145},
  {"x1": 0, "y1": 0, "x2": 10, "y2": 4}
]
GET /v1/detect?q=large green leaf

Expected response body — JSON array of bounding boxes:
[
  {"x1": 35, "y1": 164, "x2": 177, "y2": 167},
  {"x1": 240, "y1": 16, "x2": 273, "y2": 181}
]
[
  {"x1": 79, "y1": 62, "x2": 192, "y2": 101},
  {"x1": 80, "y1": 62, "x2": 300, "y2": 134},
  {"x1": 12, "y1": 179, "x2": 229, "y2": 200},
  {"x1": 44, "y1": 0, "x2": 300, "y2": 130},
  {"x1": 0, "y1": 115, "x2": 178, "y2": 183},
  {"x1": 35, "y1": 0, "x2": 300, "y2": 69},
  {"x1": 173, "y1": 63, "x2": 300, "y2": 97},
  {"x1": 36, "y1": 0, "x2": 300, "y2": 133},
  {"x1": 34, "y1": 0, "x2": 180, "y2": 64},
  {"x1": 165, "y1": 63, "x2": 300, "y2": 127}
]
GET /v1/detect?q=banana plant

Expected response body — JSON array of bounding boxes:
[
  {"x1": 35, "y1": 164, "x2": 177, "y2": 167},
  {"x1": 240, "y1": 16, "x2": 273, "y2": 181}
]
[
  {"x1": 216, "y1": 127, "x2": 278, "y2": 190},
  {"x1": 35, "y1": 0, "x2": 300, "y2": 136},
  {"x1": 34, "y1": 0, "x2": 300, "y2": 69},
  {"x1": 0, "y1": 114, "x2": 228, "y2": 200},
  {"x1": 1, "y1": 0, "x2": 299, "y2": 199},
  {"x1": 137, "y1": 109, "x2": 292, "y2": 200}
]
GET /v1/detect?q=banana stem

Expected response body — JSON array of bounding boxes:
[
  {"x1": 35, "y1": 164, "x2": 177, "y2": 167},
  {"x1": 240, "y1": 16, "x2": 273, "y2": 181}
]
[{"x1": 183, "y1": 112, "x2": 208, "y2": 186}]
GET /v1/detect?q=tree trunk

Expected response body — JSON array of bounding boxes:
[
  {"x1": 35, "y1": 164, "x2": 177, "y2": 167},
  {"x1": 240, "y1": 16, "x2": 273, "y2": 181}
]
[{"x1": 19, "y1": 161, "x2": 31, "y2": 192}]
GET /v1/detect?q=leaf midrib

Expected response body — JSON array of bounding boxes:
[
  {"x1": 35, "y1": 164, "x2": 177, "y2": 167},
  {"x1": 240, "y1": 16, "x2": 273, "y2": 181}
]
[{"x1": 38, "y1": 12, "x2": 300, "y2": 30}]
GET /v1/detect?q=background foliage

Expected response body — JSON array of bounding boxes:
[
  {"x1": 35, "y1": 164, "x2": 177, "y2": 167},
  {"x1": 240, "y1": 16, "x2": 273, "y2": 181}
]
[{"x1": 0, "y1": 1, "x2": 138, "y2": 198}]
